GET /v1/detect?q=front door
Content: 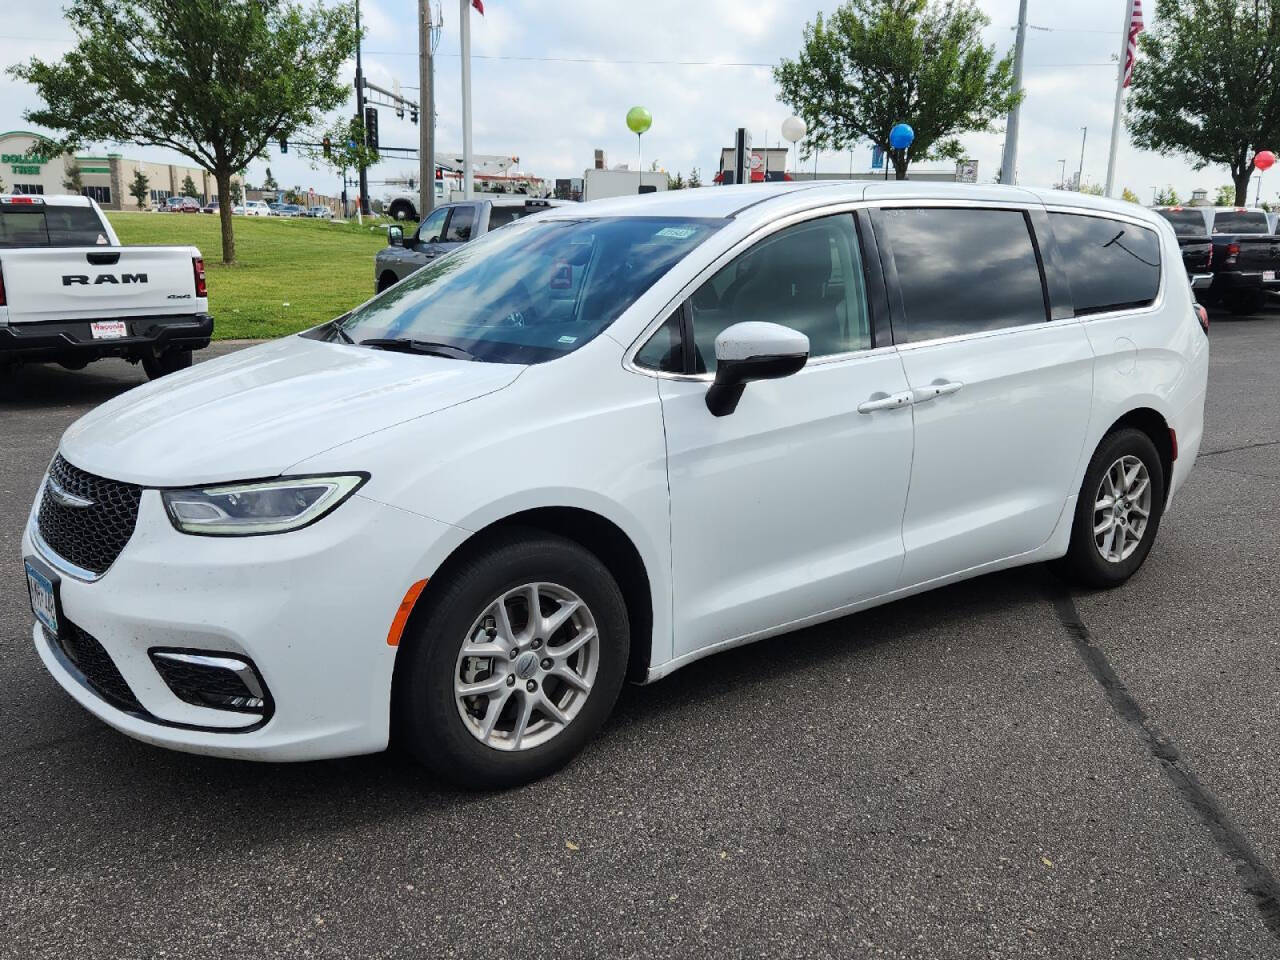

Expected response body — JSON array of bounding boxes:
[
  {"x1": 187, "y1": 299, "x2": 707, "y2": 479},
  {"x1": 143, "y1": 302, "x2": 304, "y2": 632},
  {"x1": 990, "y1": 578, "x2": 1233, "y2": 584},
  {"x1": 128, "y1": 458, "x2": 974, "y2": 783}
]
[
  {"x1": 649, "y1": 213, "x2": 917, "y2": 660},
  {"x1": 871, "y1": 205, "x2": 1094, "y2": 587}
]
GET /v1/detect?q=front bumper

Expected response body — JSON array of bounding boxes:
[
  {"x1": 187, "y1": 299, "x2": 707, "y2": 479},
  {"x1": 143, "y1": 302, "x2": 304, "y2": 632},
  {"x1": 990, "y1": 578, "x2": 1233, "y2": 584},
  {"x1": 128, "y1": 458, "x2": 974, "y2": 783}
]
[
  {"x1": 0, "y1": 313, "x2": 213, "y2": 363},
  {"x1": 22, "y1": 485, "x2": 468, "y2": 761}
]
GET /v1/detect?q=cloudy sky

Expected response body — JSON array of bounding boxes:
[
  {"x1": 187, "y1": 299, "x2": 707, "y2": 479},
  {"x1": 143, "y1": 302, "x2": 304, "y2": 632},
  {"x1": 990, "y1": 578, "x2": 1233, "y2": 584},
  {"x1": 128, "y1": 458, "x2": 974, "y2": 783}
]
[{"x1": 0, "y1": 0, "x2": 1263, "y2": 204}]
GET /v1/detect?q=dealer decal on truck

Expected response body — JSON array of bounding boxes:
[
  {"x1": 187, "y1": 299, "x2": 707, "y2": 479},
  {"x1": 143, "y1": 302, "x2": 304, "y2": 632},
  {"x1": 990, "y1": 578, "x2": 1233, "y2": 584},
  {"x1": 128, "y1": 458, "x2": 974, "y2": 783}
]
[{"x1": 62, "y1": 273, "x2": 148, "y2": 286}]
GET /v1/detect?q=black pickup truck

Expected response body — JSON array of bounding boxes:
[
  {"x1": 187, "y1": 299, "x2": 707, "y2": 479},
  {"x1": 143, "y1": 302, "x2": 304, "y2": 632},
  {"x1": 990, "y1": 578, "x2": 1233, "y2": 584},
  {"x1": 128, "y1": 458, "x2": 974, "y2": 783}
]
[
  {"x1": 1154, "y1": 207, "x2": 1213, "y2": 292},
  {"x1": 1207, "y1": 208, "x2": 1280, "y2": 313}
]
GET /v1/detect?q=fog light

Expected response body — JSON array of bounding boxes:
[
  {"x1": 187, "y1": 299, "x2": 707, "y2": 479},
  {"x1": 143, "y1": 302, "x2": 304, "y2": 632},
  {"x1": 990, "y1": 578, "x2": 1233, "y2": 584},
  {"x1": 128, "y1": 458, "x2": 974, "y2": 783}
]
[{"x1": 149, "y1": 649, "x2": 272, "y2": 718}]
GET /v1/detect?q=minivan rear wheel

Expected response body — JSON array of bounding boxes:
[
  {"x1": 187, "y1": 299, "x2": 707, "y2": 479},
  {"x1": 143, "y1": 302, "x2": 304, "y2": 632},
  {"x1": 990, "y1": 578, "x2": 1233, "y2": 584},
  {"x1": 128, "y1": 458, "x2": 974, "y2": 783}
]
[
  {"x1": 1053, "y1": 427, "x2": 1165, "y2": 588},
  {"x1": 395, "y1": 530, "x2": 629, "y2": 788}
]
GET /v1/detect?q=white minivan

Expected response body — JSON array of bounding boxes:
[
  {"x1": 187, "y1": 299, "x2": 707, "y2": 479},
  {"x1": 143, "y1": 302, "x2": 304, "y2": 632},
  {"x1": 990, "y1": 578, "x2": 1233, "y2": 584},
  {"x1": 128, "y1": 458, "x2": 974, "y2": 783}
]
[{"x1": 22, "y1": 183, "x2": 1208, "y2": 787}]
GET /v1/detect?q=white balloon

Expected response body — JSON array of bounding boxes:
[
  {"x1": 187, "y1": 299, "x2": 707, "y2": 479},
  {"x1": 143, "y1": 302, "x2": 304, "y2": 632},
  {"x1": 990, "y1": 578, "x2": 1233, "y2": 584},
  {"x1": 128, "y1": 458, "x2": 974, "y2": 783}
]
[{"x1": 781, "y1": 116, "x2": 807, "y2": 144}]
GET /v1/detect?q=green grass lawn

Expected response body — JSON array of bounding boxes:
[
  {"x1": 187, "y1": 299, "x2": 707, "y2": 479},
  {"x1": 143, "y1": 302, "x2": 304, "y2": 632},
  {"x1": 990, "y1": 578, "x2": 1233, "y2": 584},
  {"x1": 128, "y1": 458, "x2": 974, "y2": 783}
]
[{"x1": 106, "y1": 212, "x2": 408, "y2": 340}]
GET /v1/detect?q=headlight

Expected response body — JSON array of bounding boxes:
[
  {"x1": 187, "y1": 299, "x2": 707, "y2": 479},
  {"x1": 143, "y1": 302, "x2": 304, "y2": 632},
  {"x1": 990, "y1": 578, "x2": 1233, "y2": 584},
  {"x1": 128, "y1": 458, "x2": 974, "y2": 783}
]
[{"x1": 161, "y1": 475, "x2": 367, "y2": 536}]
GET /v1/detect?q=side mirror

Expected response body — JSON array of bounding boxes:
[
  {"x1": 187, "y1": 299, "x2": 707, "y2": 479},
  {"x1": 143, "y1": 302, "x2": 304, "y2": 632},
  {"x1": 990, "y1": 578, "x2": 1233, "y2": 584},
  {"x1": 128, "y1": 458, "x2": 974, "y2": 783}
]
[
  {"x1": 705, "y1": 322, "x2": 809, "y2": 417},
  {"x1": 387, "y1": 224, "x2": 404, "y2": 247}
]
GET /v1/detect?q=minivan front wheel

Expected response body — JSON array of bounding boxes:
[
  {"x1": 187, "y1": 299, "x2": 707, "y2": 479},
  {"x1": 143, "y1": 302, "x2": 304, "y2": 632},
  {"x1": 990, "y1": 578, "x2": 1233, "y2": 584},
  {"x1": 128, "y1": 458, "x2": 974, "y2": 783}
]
[
  {"x1": 396, "y1": 531, "x2": 629, "y2": 788},
  {"x1": 1055, "y1": 427, "x2": 1165, "y2": 588}
]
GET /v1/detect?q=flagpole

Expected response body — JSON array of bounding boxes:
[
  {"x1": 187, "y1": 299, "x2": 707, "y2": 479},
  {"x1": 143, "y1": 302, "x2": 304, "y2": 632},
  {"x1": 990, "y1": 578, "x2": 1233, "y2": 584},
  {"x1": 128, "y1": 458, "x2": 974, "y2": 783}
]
[
  {"x1": 460, "y1": 0, "x2": 473, "y2": 200},
  {"x1": 1104, "y1": 0, "x2": 1136, "y2": 198}
]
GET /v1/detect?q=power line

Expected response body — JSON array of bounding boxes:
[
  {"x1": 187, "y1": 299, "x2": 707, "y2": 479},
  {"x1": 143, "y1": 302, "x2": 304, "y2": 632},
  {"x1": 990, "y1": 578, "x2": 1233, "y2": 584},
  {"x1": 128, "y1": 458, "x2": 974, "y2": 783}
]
[{"x1": 366, "y1": 50, "x2": 775, "y2": 67}]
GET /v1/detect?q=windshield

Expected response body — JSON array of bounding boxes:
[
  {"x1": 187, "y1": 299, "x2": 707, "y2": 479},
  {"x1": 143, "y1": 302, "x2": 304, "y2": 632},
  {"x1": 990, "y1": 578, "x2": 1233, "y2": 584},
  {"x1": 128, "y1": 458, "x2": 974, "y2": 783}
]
[
  {"x1": 1213, "y1": 210, "x2": 1270, "y2": 234},
  {"x1": 1156, "y1": 209, "x2": 1208, "y2": 236},
  {"x1": 330, "y1": 215, "x2": 723, "y2": 363}
]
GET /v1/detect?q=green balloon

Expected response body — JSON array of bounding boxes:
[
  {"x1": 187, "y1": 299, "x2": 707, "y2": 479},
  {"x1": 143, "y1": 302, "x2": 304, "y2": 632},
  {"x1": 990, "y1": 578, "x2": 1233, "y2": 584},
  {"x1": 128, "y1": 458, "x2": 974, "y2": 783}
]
[{"x1": 626, "y1": 106, "x2": 652, "y2": 135}]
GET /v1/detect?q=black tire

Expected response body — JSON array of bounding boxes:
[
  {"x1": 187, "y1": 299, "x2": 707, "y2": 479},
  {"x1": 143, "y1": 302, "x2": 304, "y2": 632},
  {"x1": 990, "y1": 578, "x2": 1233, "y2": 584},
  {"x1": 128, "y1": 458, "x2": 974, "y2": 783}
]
[
  {"x1": 57, "y1": 357, "x2": 90, "y2": 371},
  {"x1": 1053, "y1": 427, "x2": 1166, "y2": 589},
  {"x1": 389, "y1": 200, "x2": 416, "y2": 222},
  {"x1": 395, "y1": 530, "x2": 630, "y2": 789},
  {"x1": 142, "y1": 348, "x2": 192, "y2": 380},
  {"x1": 377, "y1": 272, "x2": 398, "y2": 293},
  {"x1": 1227, "y1": 290, "x2": 1264, "y2": 315}
]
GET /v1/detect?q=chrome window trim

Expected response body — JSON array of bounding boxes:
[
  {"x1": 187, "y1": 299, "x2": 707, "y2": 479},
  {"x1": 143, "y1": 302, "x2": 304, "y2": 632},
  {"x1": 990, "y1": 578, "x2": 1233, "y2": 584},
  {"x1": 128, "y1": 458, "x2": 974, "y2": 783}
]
[{"x1": 622, "y1": 199, "x2": 877, "y2": 380}]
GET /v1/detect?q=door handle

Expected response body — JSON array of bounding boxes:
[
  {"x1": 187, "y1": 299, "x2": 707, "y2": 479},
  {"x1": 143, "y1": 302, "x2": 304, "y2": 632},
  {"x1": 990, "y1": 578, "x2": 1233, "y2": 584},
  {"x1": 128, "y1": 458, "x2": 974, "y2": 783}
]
[
  {"x1": 912, "y1": 380, "x2": 964, "y2": 404},
  {"x1": 857, "y1": 391, "x2": 914, "y2": 414}
]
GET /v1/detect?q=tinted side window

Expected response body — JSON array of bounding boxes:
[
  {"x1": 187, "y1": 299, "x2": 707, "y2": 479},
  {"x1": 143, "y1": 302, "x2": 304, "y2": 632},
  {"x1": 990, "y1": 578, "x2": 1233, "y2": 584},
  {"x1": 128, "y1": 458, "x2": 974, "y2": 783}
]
[
  {"x1": 685, "y1": 214, "x2": 871, "y2": 373},
  {"x1": 633, "y1": 310, "x2": 684, "y2": 373},
  {"x1": 1212, "y1": 210, "x2": 1270, "y2": 234},
  {"x1": 445, "y1": 205, "x2": 475, "y2": 242},
  {"x1": 488, "y1": 206, "x2": 524, "y2": 229},
  {"x1": 878, "y1": 207, "x2": 1046, "y2": 344},
  {"x1": 1050, "y1": 213, "x2": 1160, "y2": 316}
]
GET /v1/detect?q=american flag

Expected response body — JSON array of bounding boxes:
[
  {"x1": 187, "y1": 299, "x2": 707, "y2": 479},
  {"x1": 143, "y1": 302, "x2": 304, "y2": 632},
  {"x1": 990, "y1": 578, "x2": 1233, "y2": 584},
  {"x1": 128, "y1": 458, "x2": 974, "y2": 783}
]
[
  {"x1": 472, "y1": 0, "x2": 485, "y2": 13},
  {"x1": 1123, "y1": 0, "x2": 1145, "y2": 88}
]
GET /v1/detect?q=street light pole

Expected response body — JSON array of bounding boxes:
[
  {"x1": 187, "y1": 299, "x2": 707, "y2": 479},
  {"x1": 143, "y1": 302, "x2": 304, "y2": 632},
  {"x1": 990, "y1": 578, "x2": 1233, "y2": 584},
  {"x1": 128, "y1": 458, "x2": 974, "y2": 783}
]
[
  {"x1": 354, "y1": 0, "x2": 370, "y2": 216},
  {"x1": 418, "y1": 0, "x2": 434, "y2": 216},
  {"x1": 1077, "y1": 126, "x2": 1088, "y2": 191},
  {"x1": 460, "y1": 0, "x2": 474, "y2": 200},
  {"x1": 1059, "y1": 159, "x2": 1067, "y2": 188},
  {"x1": 1000, "y1": 0, "x2": 1029, "y2": 186}
]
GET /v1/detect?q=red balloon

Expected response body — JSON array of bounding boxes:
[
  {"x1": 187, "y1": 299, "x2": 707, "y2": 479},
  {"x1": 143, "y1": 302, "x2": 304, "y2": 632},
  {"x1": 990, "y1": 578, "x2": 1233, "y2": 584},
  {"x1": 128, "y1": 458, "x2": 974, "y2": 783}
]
[{"x1": 1254, "y1": 150, "x2": 1276, "y2": 171}]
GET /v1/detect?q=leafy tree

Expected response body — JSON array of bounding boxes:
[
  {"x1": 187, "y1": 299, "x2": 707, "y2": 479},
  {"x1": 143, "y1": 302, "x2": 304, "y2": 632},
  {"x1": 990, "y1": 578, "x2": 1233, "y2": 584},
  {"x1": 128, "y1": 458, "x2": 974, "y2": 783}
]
[
  {"x1": 774, "y1": 0, "x2": 1020, "y2": 180},
  {"x1": 229, "y1": 180, "x2": 244, "y2": 206},
  {"x1": 11, "y1": 0, "x2": 358, "y2": 263},
  {"x1": 62, "y1": 159, "x2": 83, "y2": 194},
  {"x1": 1128, "y1": 0, "x2": 1280, "y2": 205},
  {"x1": 180, "y1": 174, "x2": 199, "y2": 198},
  {"x1": 129, "y1": 168, "x2": 150, "y2": 209},
  {"x1": 1153, "y1": 185, "x2": 1181, "y2": 206},
  {"x1": 688, "y1": 167, "x2": 702, "y2": 188},
  {"x1": 300, "y1": 116, "x2": 378, "y2": 184},
  {"x1": 668, "y1": 170, "x2": 686, "y2": 190},
  {"x1": 1213, "y1": 184, "x2": 1237, "y2": 205},
  {"x1": 1121, "y1": 187, "x2": 1141, "y2": 204},
  {"x1": 263, "y1": 167, "x2": 279, "y2": 192}
]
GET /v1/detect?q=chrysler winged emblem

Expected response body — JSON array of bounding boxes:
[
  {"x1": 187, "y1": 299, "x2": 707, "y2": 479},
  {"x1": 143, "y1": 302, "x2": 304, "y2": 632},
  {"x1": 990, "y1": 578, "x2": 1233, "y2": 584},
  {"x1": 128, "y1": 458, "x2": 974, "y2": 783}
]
[{"x1": 46, "y1": 476, "x2": 94, "y2": 509}]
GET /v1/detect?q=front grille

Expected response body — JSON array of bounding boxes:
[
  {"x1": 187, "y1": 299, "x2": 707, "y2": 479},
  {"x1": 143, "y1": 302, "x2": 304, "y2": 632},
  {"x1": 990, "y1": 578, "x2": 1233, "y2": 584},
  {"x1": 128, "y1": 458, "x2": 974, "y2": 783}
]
[
  {"x1": 45, "y1": 622, "x2": 144, "y2": 714},
  {"x1": 37, "y1": 455, "x2": 142, "y2": 576}
]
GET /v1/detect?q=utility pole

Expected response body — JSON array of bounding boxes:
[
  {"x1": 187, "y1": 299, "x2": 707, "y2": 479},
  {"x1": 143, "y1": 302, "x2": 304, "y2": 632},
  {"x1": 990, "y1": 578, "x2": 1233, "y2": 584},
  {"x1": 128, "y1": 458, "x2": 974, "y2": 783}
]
[
  {"x1": 460, "y1": 0, "x2": 474, "y2": 200},
  {"x1": 1058, "y1": 159, "x2": 1067, "y2": 188},
  {"x1": 418, "y1": 0, "x2": 435, "y2": 216},
  {"x1": 354, "y1": 0, "x2": 370, "y2": 216},
  {"x1": 1000, "y1": 0, "x2": 1029, "y2": 186},
  {"x1": 1077, "y1": 126, "x2": 1088, "y2": 191}
]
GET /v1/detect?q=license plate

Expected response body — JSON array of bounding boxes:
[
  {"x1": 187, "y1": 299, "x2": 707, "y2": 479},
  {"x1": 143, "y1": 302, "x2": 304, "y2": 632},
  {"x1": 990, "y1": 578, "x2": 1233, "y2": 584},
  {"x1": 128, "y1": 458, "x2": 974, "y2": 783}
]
[
  {"x1": 1264, "y1": 271, "x2": 1276, "y2": 282},
  {"x1": 89, "y1": 320, "x2": 128, "y2": 339},
  {"x1": 24, "y1": 559, "x2": 59, "y2": 636}
]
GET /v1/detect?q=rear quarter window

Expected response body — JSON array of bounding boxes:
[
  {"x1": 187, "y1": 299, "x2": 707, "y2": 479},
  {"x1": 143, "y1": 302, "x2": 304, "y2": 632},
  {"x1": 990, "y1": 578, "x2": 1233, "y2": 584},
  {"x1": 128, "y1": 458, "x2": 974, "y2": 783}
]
[
  {"x1": 1212, "y1": 210, "x2": 1270, "y2": 234},
  {"x1": 0, "y1": 206, "x2": 109, "y2": 247},
  {"x1": 1049, "y1": 213, "x2": 1161, "y2": 317}
]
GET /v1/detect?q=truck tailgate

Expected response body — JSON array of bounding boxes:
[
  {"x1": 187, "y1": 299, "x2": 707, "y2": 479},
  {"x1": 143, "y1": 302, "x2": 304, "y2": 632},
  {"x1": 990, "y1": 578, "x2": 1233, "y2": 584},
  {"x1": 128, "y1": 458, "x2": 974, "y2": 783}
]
[
  {"x1": 1178, "y1": 237, "x2": 1212, "y2": 274},
  {"x1": 0, "y1": 246, "x2": 202, "y2": 324},
  {"x1": 1228, "y1": 236, "x2": 1280, "y2": 274}
]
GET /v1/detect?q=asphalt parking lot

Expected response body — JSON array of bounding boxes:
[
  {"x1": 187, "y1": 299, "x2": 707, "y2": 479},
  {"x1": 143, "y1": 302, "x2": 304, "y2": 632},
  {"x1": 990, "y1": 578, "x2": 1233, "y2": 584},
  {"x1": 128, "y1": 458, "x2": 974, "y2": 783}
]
[{"x1": 2, "y1": 313, "x2": 1279, "y2": 960}]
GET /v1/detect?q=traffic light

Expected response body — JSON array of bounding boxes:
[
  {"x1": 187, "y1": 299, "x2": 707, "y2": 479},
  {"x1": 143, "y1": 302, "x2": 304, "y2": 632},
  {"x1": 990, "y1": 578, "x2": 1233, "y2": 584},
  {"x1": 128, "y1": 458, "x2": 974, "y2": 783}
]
[
  {"x1": 364, "y1": 106, "x2": 379, "y2": 152},
  {"x1": 322, "y1": 136, "x2": 332, "y2": 159},
  {"x1": 410, "y1": 106, "x2": 419, "y2": 124},
  {"x1": 278, "y1": 134, "x2": 287, "y2": 154}
]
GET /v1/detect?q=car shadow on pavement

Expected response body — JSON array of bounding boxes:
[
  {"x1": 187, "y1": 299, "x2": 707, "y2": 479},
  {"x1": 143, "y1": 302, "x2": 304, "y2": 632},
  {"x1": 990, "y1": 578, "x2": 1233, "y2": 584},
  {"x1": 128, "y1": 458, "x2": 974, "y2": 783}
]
[
  {"x1": 1, "y1": 361, "x2": 145, "y2": 408},
  {"x1": 3, "y1": 563, "x2": 1059, "y2": 857}
]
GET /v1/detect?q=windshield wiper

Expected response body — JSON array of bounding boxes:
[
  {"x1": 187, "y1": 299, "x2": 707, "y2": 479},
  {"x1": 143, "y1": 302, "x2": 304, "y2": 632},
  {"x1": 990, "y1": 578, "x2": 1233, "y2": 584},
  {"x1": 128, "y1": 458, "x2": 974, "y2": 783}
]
[
  {"x1": 359, "y1": 337, "x2": 476, "y2": 361},
  {"x1": 327, "y1": 318, "x2": 354, "y2": 344}
]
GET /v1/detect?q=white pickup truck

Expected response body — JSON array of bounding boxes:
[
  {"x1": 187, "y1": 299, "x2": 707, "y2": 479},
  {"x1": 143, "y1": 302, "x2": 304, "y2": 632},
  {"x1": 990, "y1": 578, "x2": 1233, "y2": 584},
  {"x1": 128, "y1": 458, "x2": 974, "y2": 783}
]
[{"x1": 0, "y1": 194, "x2": 213, "y2": 379}]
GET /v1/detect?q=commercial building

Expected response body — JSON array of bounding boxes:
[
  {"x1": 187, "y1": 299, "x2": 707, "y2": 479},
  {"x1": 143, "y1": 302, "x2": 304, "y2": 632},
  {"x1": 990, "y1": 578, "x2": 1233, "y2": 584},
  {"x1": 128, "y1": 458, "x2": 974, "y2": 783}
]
[{"x1": 0, "y1": 130, "x2": 243, "y2": 211}]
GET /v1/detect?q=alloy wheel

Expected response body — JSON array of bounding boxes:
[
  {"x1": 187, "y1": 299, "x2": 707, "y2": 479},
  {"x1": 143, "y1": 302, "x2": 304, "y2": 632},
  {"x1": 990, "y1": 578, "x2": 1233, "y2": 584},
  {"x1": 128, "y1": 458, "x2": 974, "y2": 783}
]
[
  {"x1": 1093, "y1": 454, "x2": 1152, "y2": 563},
  {"x1": 453, "y1": 582, "x2": 598, "y2": 752}
]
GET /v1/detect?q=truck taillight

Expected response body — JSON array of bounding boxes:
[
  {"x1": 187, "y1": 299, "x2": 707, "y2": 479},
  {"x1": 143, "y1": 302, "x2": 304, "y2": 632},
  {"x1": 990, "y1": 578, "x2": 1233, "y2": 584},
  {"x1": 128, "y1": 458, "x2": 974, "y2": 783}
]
[
  {"x1": 1207, "y1": 244, "x2": 1213, "y2": 266},
  {"x1": 193, "y1": 257, "x2": 207, "y2": 298},
  {"x1": 1225, "y1": 242, "x2": 1239, "y2": 265}
]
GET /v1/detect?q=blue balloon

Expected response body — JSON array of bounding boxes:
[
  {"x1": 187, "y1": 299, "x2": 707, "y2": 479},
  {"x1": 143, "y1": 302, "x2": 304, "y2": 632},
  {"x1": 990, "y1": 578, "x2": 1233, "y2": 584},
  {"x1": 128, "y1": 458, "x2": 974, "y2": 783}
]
[{"x1": 889, "y1": 123, "x2": 915, "y2": 150}]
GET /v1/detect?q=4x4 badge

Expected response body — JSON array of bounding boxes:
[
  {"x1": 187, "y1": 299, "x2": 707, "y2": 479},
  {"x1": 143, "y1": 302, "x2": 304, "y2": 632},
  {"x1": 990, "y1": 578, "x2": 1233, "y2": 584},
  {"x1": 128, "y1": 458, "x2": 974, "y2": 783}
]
[{"x1": 46, "y1": 476, "x2": 94, "y2": 509}]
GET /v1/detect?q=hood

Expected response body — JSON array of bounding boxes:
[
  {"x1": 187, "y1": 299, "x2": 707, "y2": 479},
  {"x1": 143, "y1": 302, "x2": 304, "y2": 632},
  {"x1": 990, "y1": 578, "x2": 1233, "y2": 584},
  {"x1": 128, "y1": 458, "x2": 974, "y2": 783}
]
[{"x1": 59, "y1": 336, "x2": 525, "y2": 486}]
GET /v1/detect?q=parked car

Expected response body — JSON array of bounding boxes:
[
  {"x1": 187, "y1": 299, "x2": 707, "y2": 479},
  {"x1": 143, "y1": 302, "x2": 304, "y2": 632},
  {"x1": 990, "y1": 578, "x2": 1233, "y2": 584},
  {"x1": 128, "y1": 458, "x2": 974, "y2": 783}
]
[
  {"x1": 242, "y1": 200, "x2": 271, "y2": 217},
  {"x1": 307, "y1": 205, "x2": 333, "y2": 219},
  {"x1": 375, "y1": 197, "x2": 564, "y2": 291},
  {"x1": 1205, "y1": 207, "x2": 1280, "y2": 313},
  {"x1": 0, "y1": 194, "x2": 212, "y2": 379},
  {"x1": 1154, "y1": 207, "x2": 1214, "y2": 291},
  {"x1": 267, "y1": 202, "x2": 282, "y2": 215},
  {"x1": 275, "y1": 203, "x2": 306, "y2": 218},
  {"x1": 201, "y1": 203, "x2": 218, "y2": 215},
  {"x1": 162, "y1": 196, "x2": 188, "y2": 213},
  {"x1": 20, "y1": 183, "x2": 1207, "y2": 788},
  {"x1": 231, "y1": 205, "x2": 246, "y2": 215}
]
